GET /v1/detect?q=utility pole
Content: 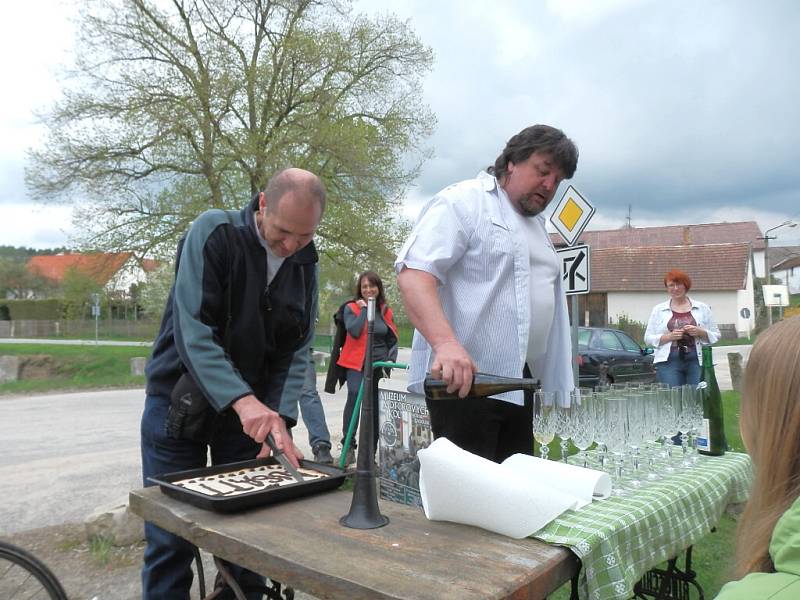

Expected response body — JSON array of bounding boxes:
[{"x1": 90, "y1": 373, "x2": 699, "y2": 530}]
[{"x1": 759, "y1": 221, "x2": 797, "y2": 326}]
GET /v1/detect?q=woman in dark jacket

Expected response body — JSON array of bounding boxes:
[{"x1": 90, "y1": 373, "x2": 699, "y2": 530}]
[{"x1": 327, "y1": 271, "x2": 398, "y2": 462}]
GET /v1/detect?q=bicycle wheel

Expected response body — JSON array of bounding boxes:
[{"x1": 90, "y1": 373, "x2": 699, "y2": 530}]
[{"x1": 0, "y1": 540, "x2": 68, "y2": 600}]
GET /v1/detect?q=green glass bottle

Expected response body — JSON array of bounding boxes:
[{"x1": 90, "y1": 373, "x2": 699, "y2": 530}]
[
  {"x1": 423, "y1": 372, "x2": 539, "y2": 400},
  {"x1": 696, "y1": 345, "x2": 726, "y2": 456}
]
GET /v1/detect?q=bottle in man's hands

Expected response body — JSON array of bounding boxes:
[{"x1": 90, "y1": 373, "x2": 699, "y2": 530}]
[{"x1": 423, "y1": 372, "x2": 539, "y2": 400}]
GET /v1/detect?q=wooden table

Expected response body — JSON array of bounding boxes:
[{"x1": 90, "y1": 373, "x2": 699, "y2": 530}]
[{"x1": 130, "y1": 487, "x2": 579, "y2": 600}]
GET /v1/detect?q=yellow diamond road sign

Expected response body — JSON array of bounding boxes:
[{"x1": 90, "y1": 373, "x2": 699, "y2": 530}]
[{"x1": 550, "y1": 185, "x2": 594, "y2": 246}]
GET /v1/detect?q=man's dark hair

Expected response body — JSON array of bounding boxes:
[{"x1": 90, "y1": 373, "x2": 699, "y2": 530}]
[{"x1": 488, "y1": 124, "x2": 578, "y2": 180}]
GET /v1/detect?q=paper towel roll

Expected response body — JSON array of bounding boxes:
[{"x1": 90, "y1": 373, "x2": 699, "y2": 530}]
[
  {"x1": 502, "y1": 454, "x2": 612, "y2": 507},
  {"x1": 418, "y1": 438, "x2": 581, "y2": 538}
]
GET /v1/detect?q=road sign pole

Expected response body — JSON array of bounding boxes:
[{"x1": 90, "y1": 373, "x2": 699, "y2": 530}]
[
  {"x1": 571, "y1": 295, "x2": 579, "y2": 389},
  {"x1": 551, "y1": 186, "x2": 595, "y2": 392}
]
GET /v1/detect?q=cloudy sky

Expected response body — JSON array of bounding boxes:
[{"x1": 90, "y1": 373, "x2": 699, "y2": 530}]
[{"x1": 3, "y1": 0, "x2": 800, "y2": 248}]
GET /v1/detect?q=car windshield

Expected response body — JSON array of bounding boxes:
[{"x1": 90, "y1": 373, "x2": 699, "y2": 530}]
[
  {"x1": 595, "y1": 331, "x2": 624, "y2": 351},
  {"x1": 616, "y1": 332, "x2": 642, "y2": 353}
]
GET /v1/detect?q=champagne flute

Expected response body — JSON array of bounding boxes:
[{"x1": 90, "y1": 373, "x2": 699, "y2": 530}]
[
  {"x1": 533, "y1": 391, "x2": 558, "y2": 460},
  {"x1": 569, "y1": 389, "x2": 596, "y2": 468},
  {"x1": 604, "y1": 395, "x2": 630, "y2": 496}
]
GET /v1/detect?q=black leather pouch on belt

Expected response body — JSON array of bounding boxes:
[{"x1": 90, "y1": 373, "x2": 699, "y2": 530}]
[{"x1": 165, "y1": 372, "x2": 216, "y2": 442}]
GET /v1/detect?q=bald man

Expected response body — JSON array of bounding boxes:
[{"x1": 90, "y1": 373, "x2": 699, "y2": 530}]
[{"x1": 141, "y1": 168, "x2": 326, "y2": 599}]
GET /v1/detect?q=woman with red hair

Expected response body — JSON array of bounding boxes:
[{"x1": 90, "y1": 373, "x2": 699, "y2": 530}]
[{"x1": 644, "y1": 269, "x2": 720, "y2": 386}]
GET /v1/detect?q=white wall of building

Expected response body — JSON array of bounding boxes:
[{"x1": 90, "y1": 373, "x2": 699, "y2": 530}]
[
  {"x1": 753, "y1": 249, "x2": 766, "y2": 279},
  {"x1": 607, "y1": 292, "x2": 666, "y2": 326},
  {"x1": 773, "y1": 266, "x2": 800, "y2": 295},
  {"x1": 104, "y1": 258, "x2": 149, "y2": 296},
  {"x1": 736, "y1": 263, "x2": 756, "y2": 336}
]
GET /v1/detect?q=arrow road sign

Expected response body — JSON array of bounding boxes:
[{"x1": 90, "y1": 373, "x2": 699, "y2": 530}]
[{"x1": 556, "y1": 244, "x2": 591, "y2": 295}]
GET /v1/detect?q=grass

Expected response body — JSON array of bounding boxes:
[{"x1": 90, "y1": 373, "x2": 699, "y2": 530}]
[
  {"x1": 88, "y1": 534, "x2": 115, "y2": 566},
  {"x1": 713, "y1": 337, "x2": 755, "y2": 347},
  {"x1": 0, "y1": 343, "x2": 148, "y2": 395}
]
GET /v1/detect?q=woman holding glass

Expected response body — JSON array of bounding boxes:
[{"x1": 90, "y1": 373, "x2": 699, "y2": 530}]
[
  {"x1": 716, "y1": 316, "x2": 800, "y2": 599},
  {"x1": 334, "y1": 271, "x2": 398, "y2": 461},
  {"x1": 644, "y1": 269, "x2": 720, "y2": 386}
]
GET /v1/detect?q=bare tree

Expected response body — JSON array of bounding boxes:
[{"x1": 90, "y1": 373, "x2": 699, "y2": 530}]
[{"x1": 27, "y1": 0, "x2": 434, "y2": 277}]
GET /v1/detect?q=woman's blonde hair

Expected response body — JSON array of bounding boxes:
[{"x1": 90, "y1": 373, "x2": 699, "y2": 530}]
[{"x1": 734, "y1": 316, "x2": 800, "y2": 576}]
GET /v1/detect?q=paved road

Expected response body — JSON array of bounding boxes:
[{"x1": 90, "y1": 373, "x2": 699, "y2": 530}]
[
  {"x1": 708, "y1": 344, "x2": 751, "y2": 391},
  {"x1": 0, "y1": 352, "x2": 412, "y2": 535}
]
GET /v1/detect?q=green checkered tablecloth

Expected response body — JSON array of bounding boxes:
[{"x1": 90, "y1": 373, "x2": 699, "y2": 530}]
[{"x1": 533, "y1": 452, "x2": 753, "y2": 600}]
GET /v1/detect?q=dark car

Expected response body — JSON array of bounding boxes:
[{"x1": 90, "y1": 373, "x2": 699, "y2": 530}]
[{"x1": 577, "y1": 327, "x2": 656, "y2": 389}]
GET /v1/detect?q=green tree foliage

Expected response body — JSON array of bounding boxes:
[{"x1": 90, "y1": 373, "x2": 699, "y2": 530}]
[
  {"x1": 61, "y1": 268, "x2": 103, "y2": 321},
  {"x1": 27, "y1": 0, "x2": 435, "y2": 285},
  {"x1": 0, "y1": 257, "x2": 56, "y2": 299},
  {"x1": 610, "y1": 313, "x2": 647, "y2": 346},
  {"x1": 138, "y1": 260, "x2": 176, "y2": 320}
]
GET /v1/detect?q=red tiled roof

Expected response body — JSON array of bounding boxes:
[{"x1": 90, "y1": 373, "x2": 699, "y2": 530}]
[
  {"x1": 551, "y1": 221, "x2": 765, "y2": 251},
  {"x1": 28, "y1": 253, "x2": 133, "y2": 286},
  {"x1": 590, "y1": 243, "x2": 751, "y2": 292}
]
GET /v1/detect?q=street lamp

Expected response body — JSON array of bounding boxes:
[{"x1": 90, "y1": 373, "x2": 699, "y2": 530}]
[{"x1": 759, "y1": 220, "x2": 797, "y2": 326}]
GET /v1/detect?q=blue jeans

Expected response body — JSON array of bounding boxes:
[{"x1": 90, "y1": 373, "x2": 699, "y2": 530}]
[
  {"x1": 656, "y1": 349, "x2": 700, "y2": 387},
  {"x1": 140, "y1": 395, "x2": 265, "y2": 599},
  {"x1": 299, "y1": 362, "x2": 331, "y2": 448}
]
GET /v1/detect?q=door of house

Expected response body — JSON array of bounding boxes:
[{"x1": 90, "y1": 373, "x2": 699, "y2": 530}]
[{"x1": 577, "y1": 293, "x2": 607, "y2": 327}]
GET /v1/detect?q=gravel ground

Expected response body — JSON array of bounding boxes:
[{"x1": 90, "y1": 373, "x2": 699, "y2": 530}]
[{"x1": 3, "y1": 522, "x2": 318, "y2": 599}]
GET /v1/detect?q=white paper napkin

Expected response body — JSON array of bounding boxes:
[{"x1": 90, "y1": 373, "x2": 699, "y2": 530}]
[
  {"x1": 502, "y1": 453, "x2": 612, "y2": 507},
  {"x1": 418, "y1": 438, "x2": 582, "y2": 538}
]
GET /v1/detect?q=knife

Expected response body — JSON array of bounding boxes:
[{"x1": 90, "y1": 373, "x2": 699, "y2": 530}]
[{"x1": 265, "y1": 433, "x2": 305, "y2": 483}]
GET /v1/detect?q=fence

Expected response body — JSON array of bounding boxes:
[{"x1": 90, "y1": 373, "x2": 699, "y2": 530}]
[
  {"x1": 0, "y1": 319, "x2": 335, "y2": 350},
  {"x1": 0, "y1": 319, "x2": 159, "y2": 340}
]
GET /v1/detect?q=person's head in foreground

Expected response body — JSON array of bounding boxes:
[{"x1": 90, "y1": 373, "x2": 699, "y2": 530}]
[{"x1": 719, "y1": 315, "x2": 800, "y2": 599}]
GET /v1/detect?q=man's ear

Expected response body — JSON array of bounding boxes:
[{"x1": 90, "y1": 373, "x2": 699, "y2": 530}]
[{"x1": 258, "y1": 191, "x2": 267, "y2": 212}]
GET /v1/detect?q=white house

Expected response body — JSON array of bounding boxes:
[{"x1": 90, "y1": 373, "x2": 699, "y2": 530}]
[
  {"x1": 770, "y1": 246, "x2": 800, "y2": 295},
  {"x1": 587, "y1": 244, "x2": 755, "y2": 338},
  {"x1": 26, "y1": 252, "x2": 159, "y2": 298}
]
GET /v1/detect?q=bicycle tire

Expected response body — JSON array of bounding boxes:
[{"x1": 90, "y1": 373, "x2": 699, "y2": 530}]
[{"x1": 0, "y1": 540, "x2": 69, "y2": 600}]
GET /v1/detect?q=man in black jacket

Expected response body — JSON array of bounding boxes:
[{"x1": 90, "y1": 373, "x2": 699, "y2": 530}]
[{"x1": 140, "y1": 167, "x2": 325, "y2": 599}]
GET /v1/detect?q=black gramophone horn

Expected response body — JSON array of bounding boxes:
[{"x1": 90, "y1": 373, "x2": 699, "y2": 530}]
[{"x1": 340, "y1": 296, "x2": 390, "y2": 529}]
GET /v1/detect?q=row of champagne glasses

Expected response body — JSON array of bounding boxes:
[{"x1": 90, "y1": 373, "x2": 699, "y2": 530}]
[{"x1": 532, "y1": 383, "x2": 705, "y2": 494}]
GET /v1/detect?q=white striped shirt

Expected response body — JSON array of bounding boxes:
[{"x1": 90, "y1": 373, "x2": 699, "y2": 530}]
[{"x1": 395, "y1": 172, "x2": 574, "y2": 405}]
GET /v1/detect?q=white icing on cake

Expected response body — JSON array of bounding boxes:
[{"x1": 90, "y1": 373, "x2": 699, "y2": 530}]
[{"x1": 173, "y1": 464, "x2": 327, "y2": 497}]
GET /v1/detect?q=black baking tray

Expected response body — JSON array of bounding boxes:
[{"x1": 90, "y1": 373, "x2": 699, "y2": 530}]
[{"x1": 149, "y1": 457, "x2": 347, "y2": 513}]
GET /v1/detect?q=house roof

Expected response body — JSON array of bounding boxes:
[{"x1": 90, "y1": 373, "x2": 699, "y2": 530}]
[
  {"x1": 591, "y1": 243, "x2": 751, "y2": 292},
  {"x1": 27, "y1": 252, "x2": 157, "y2": 286},
  {"x1": 770, "y1": 246, "x2": 800, "y2": 271},
  {"x1": 550, "y1": 221, "x2": 765, "y2": 251}
]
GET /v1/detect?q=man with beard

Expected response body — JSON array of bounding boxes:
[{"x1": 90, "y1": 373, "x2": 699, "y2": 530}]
[{"x1": 395, "y1": 125, "x2": 578, "y2": 462}]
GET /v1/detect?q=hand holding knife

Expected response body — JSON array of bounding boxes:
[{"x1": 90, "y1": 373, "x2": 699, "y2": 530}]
[{"x1": 265, "y1": 432, "x2": 305, "y2": 483}]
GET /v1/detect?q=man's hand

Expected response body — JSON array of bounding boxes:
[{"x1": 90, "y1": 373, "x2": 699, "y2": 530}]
[
  {"x1": 431, "y1": 339, "x2": 478, "y2": 398},
  {"x1": 232, "y1": 395, "x2": 303, "y2": 468},
  {"x1": 397, "y1": 268, "x2": 478, "y2": 398}
]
